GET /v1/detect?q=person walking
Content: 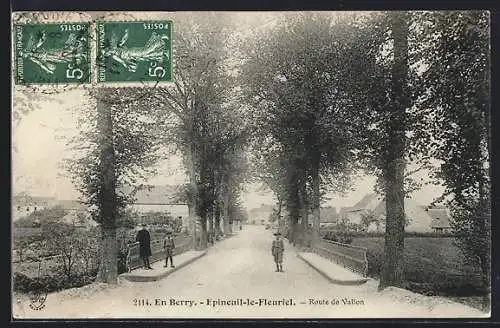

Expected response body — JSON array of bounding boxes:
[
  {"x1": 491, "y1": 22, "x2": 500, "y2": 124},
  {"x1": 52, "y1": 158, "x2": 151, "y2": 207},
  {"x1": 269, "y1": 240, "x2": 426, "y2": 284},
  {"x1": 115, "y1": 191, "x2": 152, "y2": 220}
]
[
  {"x1": 136, "y1": 223, "x2": 153, "y2": 270},
  {"x1": 272, "y1": 231, "x2": 285, "y2": 272},
  {"x1": 163, "y1": 231, "x2": 176, "y2": 268}
]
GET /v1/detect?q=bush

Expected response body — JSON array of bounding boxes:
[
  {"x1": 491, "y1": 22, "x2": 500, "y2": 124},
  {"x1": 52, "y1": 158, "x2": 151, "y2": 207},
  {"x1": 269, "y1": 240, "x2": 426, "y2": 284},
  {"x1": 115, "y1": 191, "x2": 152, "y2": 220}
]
[
  {"x1": 321, "y1": 229, "x2": 457, "y2": 238},
  {"x1": 13, "y1": 270, "x2": 98, "y2": 294},
  {"x1": 323, "y1": 231, "x2": 353, "y2": 244}
]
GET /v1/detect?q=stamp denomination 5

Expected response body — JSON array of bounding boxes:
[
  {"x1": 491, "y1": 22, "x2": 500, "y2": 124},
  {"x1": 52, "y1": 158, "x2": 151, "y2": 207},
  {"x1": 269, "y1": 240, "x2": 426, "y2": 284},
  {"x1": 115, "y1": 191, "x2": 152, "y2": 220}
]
[
  {"x1": 14, "y1": 23, "x2": 91, "y2": 85},
  {"x1": 96, "y1": 21, "x2": 172, "y2": 83}
]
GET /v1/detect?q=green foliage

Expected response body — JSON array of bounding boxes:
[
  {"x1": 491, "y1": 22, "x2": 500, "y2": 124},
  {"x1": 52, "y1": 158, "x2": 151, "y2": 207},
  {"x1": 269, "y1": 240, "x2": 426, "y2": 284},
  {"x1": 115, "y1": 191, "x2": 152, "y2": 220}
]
[
  {"x1": 13, "y1": 269, "x2": 98, "y2": 294},
  {"x1": 241, "y1": 13, "x2": 374, "y2": 242},
  {"x1": 410, "y1": 11, "x2": 490, "y2": 290},
  {"x1": 40, "y1": 221, "x2": 100, "y2": 279},
  {"x1": 136, "y1": 14, "x2": 250, "y2": 235},
  {"x1": 14, "y1": 206, "x2": 68, "y2": 228},
  {"x1": 64, "y1": 88, "x2": 163, "y2": 227},
  {"x1": 351, "y1": 236, "x2": 486, "y2": 297}
]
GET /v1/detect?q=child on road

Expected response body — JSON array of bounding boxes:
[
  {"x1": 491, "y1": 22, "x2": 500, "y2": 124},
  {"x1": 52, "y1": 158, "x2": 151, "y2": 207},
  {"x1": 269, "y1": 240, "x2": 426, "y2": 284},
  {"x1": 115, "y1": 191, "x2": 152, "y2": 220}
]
[
  {"x1": 272, "y1": 232, "x2": 285, "y2": 272},
  {"x1": 163, "y1": 231, "x2": 176, "y2": 268}
]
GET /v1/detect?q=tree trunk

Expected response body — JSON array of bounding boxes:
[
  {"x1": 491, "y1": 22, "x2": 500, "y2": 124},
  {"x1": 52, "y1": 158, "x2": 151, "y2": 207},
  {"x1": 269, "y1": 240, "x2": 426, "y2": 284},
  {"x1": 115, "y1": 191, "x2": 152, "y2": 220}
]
[
  {"x1": 223, "y1": 186, "x2": 230, "y2": 235},
  {"x1": 208, "y1": 211, "x2": 214, "y2": 244},
  {"x1": 311, "y1": 158, "x2": 321, "y2": 247},
  {"x1": 98, "y1": 228, "x2": 117, "y2": 284},
  {"x1": 200, "y1": 213, "x2": 208, "y2": 249},
  {"x1": 287, "y1": 202, "x2": 299, "y2": 245},
  {"x1": 276, "y1": 197, "x2": 283, "y2": 232},
  {"x1": 479, "y1": 33, "x2": 491, "y2": 309},
  {"x1": 187, "y1": 143, "x2": 199, "y2": 250},
  {"x1": 297, "y1": 177, "x2": 308, "y2": 247},
  {"x1": 379, "y1": 12, "x2": 408, "y2": 291},
  {"x1": 214, "y1": 199, "x2": 221, "y2": 239},
  {"x1": 96, "y1": 88, "x2": 118, "y2": 284},
  {"x1": 228, "y1": 209, "x2": 233, "y2": 234},
  {"x1": 478, "y1": 175, "x2": 491, "y2": 308}
]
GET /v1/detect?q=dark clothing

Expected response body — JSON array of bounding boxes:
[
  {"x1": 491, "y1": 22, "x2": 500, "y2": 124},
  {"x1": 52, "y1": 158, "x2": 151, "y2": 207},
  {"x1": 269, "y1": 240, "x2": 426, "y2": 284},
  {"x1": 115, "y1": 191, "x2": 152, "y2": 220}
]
[
  {"x1": 136, "y1": 229, "x2": 152, "y2": 258},
  {"x1": 143, "y1": 257, "x2": 151, "y2": 269}
]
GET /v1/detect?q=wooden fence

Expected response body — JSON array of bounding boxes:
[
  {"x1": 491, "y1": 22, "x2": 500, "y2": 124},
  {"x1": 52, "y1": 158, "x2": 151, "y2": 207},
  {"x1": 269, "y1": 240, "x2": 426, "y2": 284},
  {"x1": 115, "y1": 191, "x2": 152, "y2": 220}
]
[
  {"x1": 301, "y1": 230, "x2": 369, "y2": 277},
  {"x1": 125, "y1": 235, "x2": 191, "y2": 272},
  {"x1": 312, "y1": 238, "x2": 369, "y2": 277}
]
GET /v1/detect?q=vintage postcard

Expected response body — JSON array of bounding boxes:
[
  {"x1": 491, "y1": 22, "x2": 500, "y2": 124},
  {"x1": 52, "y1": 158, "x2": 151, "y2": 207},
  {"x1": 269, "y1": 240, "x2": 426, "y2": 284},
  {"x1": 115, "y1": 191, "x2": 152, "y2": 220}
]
[{"x1": 11, "y1": 11, "x2": 491, "y2": 319}]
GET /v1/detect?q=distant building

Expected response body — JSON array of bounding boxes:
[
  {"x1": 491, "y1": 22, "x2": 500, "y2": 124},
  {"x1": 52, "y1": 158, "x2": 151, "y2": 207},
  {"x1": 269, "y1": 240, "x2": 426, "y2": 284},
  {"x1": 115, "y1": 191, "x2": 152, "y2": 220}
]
[
  {"x1": 343, "y1": 193, "x2": 438, "y2": 233},
  {"x1": 341, "y1": 193, "x2": 382, "y2": 226},
  {"x1": 11, "y1": 193, "x2": 57, "y2": 221},
  {"x1": 427, "y1": 208, "x2": 452, "y2": 233},
  {"x1": 57, "y1": 199, "x2": 97, "y2": 228},
  {"x1": 124, "y1": 185, "x2": 189, "y2": 228},
  {"x1": 320, "y1": 206, "x2": 338, "y2": 223},
  {"x1": 12, "y1": 194, "x2": 96, "y2": 228},
  {"x1": 248, "y1": 204, "x2": 275, "y2": 224},
  {"x1": 304, "y1": 207, "x2": 339, "y2": 228}
]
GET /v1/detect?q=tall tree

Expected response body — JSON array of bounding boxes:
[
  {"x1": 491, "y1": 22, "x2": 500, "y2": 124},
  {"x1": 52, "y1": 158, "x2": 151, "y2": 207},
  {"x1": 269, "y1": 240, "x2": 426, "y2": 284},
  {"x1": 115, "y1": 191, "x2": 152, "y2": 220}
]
[
  {"x1": 241, "y1": 13, "x2": 363, "y2": 245},
  {"x1": 142, "y1": 13, "x2": 247, "y2": 248},
  {"x1": 66, "y1": 88, "x2": 161, "y2": 284},
  {"x1": 378, "y1": 12, "x2": 409, "y2": 290},
  {"x1": 416, "y1": 11, "x2": 491, "y2": 298}
]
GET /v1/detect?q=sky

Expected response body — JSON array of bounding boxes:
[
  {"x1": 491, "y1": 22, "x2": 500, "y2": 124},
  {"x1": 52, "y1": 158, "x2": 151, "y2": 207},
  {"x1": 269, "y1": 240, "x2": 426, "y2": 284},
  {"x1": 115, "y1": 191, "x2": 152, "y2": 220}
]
[
  {"x1": 11, "y1": 11, "x2": 447, "y2": 212},
  {"x1": 11, "y1": 88, "x2": 445, "y2": 211}
]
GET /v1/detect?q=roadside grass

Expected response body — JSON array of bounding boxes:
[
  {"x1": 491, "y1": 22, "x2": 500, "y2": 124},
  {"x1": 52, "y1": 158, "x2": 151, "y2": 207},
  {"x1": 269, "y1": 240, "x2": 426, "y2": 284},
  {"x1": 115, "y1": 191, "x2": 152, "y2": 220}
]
[{"x1": 350, "y1": 237, "x2": 487, "y2": 311}]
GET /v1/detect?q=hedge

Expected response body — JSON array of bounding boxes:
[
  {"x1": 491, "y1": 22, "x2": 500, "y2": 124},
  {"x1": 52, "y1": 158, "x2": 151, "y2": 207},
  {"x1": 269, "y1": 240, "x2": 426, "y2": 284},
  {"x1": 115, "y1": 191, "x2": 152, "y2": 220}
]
[
  {"x1": 13, "y1": 270, "x2": 98, "y2": 294},
  {"x1": 321, "y1": 230, "x2": 458, "y2": 238}
]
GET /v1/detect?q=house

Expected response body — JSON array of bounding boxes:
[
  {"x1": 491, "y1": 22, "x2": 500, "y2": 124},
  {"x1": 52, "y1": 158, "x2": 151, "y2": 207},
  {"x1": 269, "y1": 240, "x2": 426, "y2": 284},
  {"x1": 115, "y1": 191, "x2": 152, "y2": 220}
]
[
  {"x1": 124, "y1": 185, "x2": 189, "y2": 228},
  {"x1": 248, "y1": 204, "x2": 275, "y2": 224},
  {"x1": 11, "y1": 193, "x2": 57, "y2": 221},
  {"x1": 320, "y1": 206, "x2": 338, "y2": 223},
  {"x1": 426, "y1": 208, "x2": 452, "y2": 233},
  {"x1": 341, "y1": 193, "x2": 382, "y2": 226},
  {"x1": 57, "y1": 199, "x2": 97, "y2": 228},
  {"x1": 304, "y1": 207, "x2": 338, "y2": 228},
  {"x1": 343, "y1": 193, "x2": 435, "y2": 233}
]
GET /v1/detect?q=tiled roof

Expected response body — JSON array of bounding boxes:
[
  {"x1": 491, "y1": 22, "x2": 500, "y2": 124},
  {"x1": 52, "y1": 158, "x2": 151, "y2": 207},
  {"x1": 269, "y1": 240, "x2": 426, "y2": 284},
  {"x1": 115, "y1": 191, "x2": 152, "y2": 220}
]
[
  {"x1": 431, "y1": 217, "x2": 451, "y2": 229},
  {"x1": 428, "y1": 209, "x2": 451, "y2": 228},
  {"x1": 121, "y1": 185, "x2": 186, "y2": 204}
]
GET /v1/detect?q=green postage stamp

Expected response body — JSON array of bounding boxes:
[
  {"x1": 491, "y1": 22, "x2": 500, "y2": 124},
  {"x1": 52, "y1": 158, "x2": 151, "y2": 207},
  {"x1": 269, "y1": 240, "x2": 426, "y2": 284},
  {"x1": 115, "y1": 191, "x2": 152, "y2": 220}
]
[
  {"x1": 97, "y1": 21, "x2": 172, "y2": 83},
  {"x1": 14, "y1": 23, "x2": 91, "y2": 84}
]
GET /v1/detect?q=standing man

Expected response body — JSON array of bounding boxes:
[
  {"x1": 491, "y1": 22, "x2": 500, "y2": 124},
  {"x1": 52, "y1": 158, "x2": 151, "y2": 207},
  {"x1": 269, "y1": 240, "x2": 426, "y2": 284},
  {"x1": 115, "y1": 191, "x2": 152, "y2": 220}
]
[
  {"x1": 272, "y1": 231, "x2": 285, "y2": 272},
  {"x1": 136, "y1": 223, "x2": 153, "y2": 270},
  {"x1": 163, "y1": 231, "x2": 175, "y2": 268}
]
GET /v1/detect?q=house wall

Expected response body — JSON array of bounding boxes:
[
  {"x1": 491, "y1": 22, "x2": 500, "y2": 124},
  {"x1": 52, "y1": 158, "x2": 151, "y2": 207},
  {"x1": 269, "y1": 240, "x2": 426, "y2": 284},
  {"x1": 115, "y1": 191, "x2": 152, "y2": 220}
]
[
  {"x1": 371, "y1": 199, "x2": 433, "y2": 233},
  {"x1": 344, "y1": 198, "x2": 434, "y2": 233},
  {"x1": 344, "y1": 211, "x2": 363, "y2": 225},
  {"x1": 12, "y1": 205, "x2": 47, "y2": 221},
  {"x1": 433, "y1": 227, "x2": 452, "y2": 233}
]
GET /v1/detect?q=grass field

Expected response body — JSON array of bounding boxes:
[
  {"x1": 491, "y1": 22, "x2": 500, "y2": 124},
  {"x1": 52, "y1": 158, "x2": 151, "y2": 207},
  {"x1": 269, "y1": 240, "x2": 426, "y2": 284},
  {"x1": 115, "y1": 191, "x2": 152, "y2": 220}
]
[{"x1": 351, "y1": 237, "x2": 485, "y2": 297}]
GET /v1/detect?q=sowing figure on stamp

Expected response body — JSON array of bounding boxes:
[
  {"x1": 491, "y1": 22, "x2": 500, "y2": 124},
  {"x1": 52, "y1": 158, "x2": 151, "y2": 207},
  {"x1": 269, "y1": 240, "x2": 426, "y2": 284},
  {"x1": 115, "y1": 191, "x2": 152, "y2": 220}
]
[
  {"x1": 21, "y1": 31, "x2": 88, "y2": 75},
  {"x1": 104, "y1": 29, "x2": 169, "y2": 73}
]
